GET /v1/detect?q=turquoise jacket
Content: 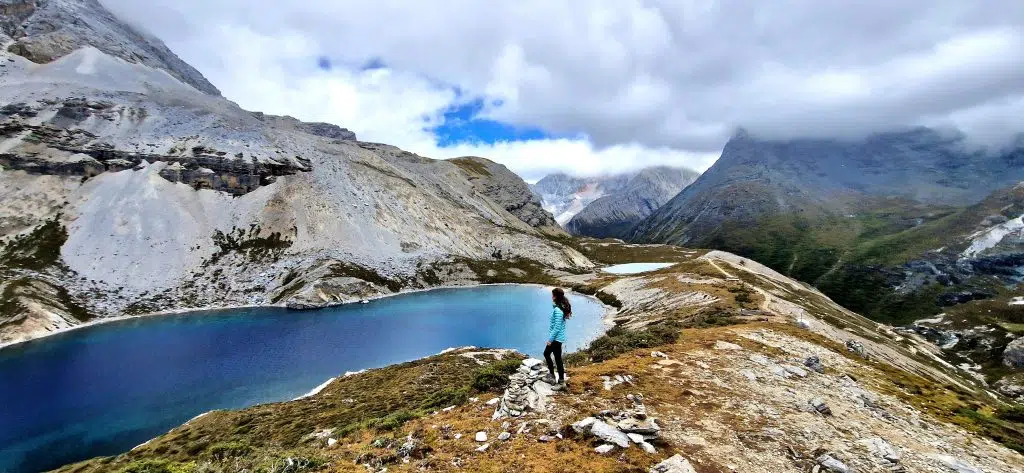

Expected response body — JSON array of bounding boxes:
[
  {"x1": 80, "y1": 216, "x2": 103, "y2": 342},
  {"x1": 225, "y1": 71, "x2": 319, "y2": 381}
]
[{"x1": 548, "y1": 305, "x2": 567, "y2": 343}]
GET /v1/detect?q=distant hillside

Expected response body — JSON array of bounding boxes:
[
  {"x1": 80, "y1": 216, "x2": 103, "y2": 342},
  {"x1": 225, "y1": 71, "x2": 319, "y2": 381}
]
[
  {"x1": 565, "y1": 166, "x2": 699, "y2": 239},
  {"x1": 632, "y1": 128, "x2": 1024, "y2": 388},
  {"x1": 530, "y1": 173, "x2": 632, "y2": 224},
  {"x1": 531, "y1": 166, "x2": 698, "y2": 231}
]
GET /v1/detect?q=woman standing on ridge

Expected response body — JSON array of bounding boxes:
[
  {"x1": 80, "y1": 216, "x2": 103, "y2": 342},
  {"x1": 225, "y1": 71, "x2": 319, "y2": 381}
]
[{"x1": 544, "y1": 287, "x2": 572, "y2": 387}]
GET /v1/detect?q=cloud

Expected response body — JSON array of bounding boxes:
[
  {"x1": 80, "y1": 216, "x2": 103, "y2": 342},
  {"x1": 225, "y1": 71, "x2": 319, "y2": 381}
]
[{"x1": 100, "y1": 0, "x2": 1024, "y2": 177}]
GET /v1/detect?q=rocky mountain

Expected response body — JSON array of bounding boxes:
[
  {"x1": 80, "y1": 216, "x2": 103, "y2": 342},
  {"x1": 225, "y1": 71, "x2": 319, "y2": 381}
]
[
  {"x1": 632, "y1": 129, "x2": 1024, "y2": 390},
  {"x1": 1, "y1": 0, "x2": 221, "y2": 95},
  {"x1": 565, "y1": 166, "x2": 698, "y2": 239},
  {"x1": 530, "y1": 172, "x2": 632, "y2": 224},
  {"x1": 0, "y1": 0, "x2": 588, "y2": 345}
]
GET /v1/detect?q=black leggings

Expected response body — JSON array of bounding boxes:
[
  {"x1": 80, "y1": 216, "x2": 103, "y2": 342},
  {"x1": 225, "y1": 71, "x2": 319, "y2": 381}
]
[{"x1": 544, "y1": 341, "x2": 564, "y2": 381}]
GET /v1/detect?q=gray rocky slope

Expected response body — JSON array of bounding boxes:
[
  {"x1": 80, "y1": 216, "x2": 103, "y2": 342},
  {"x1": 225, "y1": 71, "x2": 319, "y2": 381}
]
[
  {"x1": 0, "y1": 1, "x2": 589, "y2": 344},
  {"x1": 634, "y1": 129, "x2": 1024, "y2": 246},
  {"x1": 1, "y1": 0, "x2": 221, "y2": 95},
  {"x1": 565, "y1": 166, "x2": 698, "y2": 239}
]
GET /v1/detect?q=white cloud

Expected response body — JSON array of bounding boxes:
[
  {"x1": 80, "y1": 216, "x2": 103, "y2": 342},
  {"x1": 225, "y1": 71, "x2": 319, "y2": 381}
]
[{"x1": 101, "y1": 0, "x2": 1024, "y2": 178}]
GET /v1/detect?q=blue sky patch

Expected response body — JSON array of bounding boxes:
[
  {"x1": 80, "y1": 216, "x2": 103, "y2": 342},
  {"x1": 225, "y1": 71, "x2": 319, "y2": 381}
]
[
  {"x1": 317, "y1": 56, "x2": 332, "y2": 71},
  {"x1": 431, "y1": 98, "x2": 551, "y2": 146}
]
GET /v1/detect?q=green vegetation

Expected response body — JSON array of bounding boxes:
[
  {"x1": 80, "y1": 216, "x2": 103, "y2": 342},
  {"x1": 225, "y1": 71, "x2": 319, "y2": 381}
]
[
  {"x1": 448, "y1": 157, "x2": 493, "y2": 177},
  {"x1": 206, "y1": 225, "x2": 293, "y2": 267},
  {"x1": 470, "y1": 358, "x2": 522, "y2": 392},
  {"x1": 0, "y1": 217, "x2": 68, "y2": 271},
  {"x1": 567, "y1": 319, "x2": 683, "y2": 365}
]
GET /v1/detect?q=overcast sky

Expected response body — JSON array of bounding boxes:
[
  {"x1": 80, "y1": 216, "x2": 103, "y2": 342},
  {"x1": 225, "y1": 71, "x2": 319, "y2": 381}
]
[{"x1": 101, "y1": 0, "x2": 1024, "y2": 181}]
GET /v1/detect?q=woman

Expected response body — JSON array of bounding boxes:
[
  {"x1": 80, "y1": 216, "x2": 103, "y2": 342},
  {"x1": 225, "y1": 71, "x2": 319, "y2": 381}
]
[{"x1": 544, "y1": 287, "x2": 572, "y2": 386}]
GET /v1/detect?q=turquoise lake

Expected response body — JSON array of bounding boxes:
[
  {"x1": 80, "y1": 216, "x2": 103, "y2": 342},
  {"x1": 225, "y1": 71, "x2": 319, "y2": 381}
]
[{"x1": 0, "y1": 285, "x2": 606, "y2": 473}]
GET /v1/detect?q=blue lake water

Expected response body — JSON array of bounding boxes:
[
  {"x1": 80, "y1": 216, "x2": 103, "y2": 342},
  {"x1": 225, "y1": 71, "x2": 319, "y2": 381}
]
[{"x1": 0, "y1": 285, "x2": 606, "y2": 473}]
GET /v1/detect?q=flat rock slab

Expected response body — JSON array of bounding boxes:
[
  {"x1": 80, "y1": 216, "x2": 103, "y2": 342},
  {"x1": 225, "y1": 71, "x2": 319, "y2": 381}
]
[{"x1": 650, "y1": 454, "x2": 697, "y2": 473}]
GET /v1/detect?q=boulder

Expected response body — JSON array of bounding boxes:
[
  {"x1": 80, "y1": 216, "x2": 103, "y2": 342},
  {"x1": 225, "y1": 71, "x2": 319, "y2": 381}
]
[
  {"x1": 590, "y1": 419, "x2": 632, "y2": 448},
  {"x1": 804, "y1": 356, "x2": 825, "y2": 373},
  {"x1": 650, "y1": 454, "x2": 697, "y2": 473},
  {"x1": 1003, "y1": 337, "x2": 1024, "y2": 369},
  {"x1": 817, "y1": 454, "x2": 851, "y2": 473}
]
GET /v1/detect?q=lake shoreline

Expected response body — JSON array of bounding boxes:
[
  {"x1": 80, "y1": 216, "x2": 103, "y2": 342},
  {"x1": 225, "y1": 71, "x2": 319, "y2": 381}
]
[{"x1": 0, "y1": 282, "x2": 616, "y2": 351}]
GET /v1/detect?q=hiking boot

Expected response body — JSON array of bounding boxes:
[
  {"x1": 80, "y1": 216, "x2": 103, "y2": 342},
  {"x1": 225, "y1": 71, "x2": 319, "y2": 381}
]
[
  {"x1": 551, "y1": 380, "x2": 566, "y2": 391},
  {"x1": 542, "y1": 373, "x2": 557, "y2": 384}
]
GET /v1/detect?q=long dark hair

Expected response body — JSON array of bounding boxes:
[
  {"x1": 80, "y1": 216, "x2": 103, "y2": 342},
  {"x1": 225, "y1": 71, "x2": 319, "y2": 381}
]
[{"x1": 552, "y1": 288, "x2": 572, "y2": 319}]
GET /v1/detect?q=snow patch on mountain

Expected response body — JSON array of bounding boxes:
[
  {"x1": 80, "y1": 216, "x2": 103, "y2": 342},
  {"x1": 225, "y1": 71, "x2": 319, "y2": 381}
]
[{"x1": 962, "y1": 215, "x2": 1024, "y2": 258}]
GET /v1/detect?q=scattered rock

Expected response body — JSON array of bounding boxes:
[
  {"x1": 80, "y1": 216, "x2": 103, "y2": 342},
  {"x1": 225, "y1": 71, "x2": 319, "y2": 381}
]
[
  {"x1": 486, "y1": 397, "x2": 500, "y2": 406},
  {"x1": 627, "y1": 433, "x2": 646, "y2": 444},
  {"x1": 784, "y1": 365, "x2": 809, "y2": 378},
  {"x1": 537, "y1": 435, "x2": 553, "y2": 442},
  {"x1": 639, "y1": 441, "x2": 657, "y2": 454},
  {"x1": 846, "y1": 340, "x2": 869, "y2": 359},
  {"x1": 475, "y1": 431, "x2": 488, "y2": 442},
  {"x1": 571, "y1": 417, "x2": 597, "y2": 433},
  {"x1": 859, "y1": 437, "x2": 901, "y2": 463},
  {"x1": 497, "y1": 432, "x2": 511, "y2": 441},
  {"x1": 650, "y1": 454, "x2": 697, "y2": 473},
  {"x1": 651, "y1": 351, "x2": 668, "y2": 358},
  {"x1": 595, "y1": 444, "x2": 615, "y2": 454},
  {"x1": 475, "y1": 443, "x2": 490, "y2": 452},
  {"x1": 816, "y1": 454, "x2": 851, "y2": 473},
  {"x1": 804, "y1": 356, "x2": 825, "y2": 373},
  {"x1": 589, "y1": 419, "x2": 632, "y2": 448},
  {"x1": 714, "y1": 340, "x2": 743, "y2": 350},
  {"x1": 601, "y1": 374, "x2": 636, "y2": 390},
  {"x1": 617, "y1": 418, "x2": 660, "y2": 437},
  {"x1": 326, "y1": 438, "x2": 337, "y2": 448},
  {"x1": 809, "y1": 398, "x2": 832, "y2": 416},
  {"x1": 928, "y1": 454, "x2": 984, "y2": 473}
]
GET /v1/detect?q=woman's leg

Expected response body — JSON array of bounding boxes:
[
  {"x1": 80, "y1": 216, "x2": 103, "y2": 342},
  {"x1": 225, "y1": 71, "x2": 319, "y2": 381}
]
[
  {"x1": 543, "y1": 343, "x2": 555, "y2": 376},
  {"x1": 552, "y1": 341, "x2": 565, "y2": 382}
]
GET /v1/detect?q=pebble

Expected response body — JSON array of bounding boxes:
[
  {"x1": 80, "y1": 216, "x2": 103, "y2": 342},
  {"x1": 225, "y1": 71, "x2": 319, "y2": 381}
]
[
  {"x1": 595, "y1": 444, "x2": 615, "y2": 454},
  {"x1": 537, "y1": 435, "x2": 553, "y2": 442},
  {"x1": 497, "y1": 432, "x2": 511, "y2": 441},
  {"x1": 475, "y1": 443, "x2": 490, "y2": 452},
  {"x1": 475, "y1": 431, "x2": 487, "y2": 442}
]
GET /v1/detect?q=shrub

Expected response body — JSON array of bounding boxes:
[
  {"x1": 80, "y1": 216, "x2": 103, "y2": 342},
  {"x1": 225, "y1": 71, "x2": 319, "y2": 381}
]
[
  {"x1": 568, "y1": 321, "x2": 682, "y2": 364},
  {"x1": 117, "y1": 459, "x2": 196, "y2": 473},
  {"x1": 470, "y1": 358, "x2": 521, "y2": 392},
  {"x1": 419, "y1": 387, "x2": 470, "y2": 411}
]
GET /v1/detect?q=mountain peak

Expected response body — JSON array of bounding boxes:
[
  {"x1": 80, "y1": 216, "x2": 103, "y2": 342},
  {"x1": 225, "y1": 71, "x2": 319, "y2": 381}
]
[{"x1": 1, "y1": 0, "x2": 221, "y2": 96}]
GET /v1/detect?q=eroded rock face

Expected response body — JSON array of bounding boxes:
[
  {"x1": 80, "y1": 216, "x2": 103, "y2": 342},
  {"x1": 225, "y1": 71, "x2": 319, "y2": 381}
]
[
  {"x1": 1, "y1": 0, "x2": 221, "y2": 95},
  {"x1": 452, "y1": 157, "x2": 561, "y2": 231}
]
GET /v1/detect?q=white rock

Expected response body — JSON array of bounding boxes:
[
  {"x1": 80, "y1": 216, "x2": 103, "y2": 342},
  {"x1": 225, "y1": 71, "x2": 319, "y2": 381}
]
[
  {"x1": 498, "y1": 432, "x2": 511, "y2": 441},
  {"x1": 486, "y1": 397, "x2": 500, "y2": 406},
  {"x1": 475, "y1": 431, "x2": 488, "y2": 442},
  {"x1": 326, "y1": 438, "x2": 338, "y2": 448},
  {"x1": 589, "y1": 419, "x2": 631, "y2": 448},
  {"x1": 475, "y1": 443, "x2": 490, "y2": 452},
  {"x1": 650, "y1": 454, "x2": 697, "y2": 473},
  {"x1": 651, "y1": 351, "x2": 668, "y2": 358},
  {"x1": 859, "y1": 437, "x2": 900, "y2": 462},
  {"x1": 927, "y1": 454, "x2": 984, "y2": 473},
  {"x1": 595, "y1": 444, "x2": 615, "y2": 454},
  {"x1": 522, "y1": 358, "x2": 544, "y2": 370},
  {"x1": 784, "y1": 365, "x2": 809, "y2": 378},
  {"x1": 639, "y1": 441, "x2": 657, "y2": 454},
  {"x1": 572, "y1": 417, "x2": 597, "y2": 433},
  {"x1": 627, "y1": 433, "x2": 646, "y2": 444},
  {"x1": 714, "y1": 341, "x2": 743, "y2": 350}
]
